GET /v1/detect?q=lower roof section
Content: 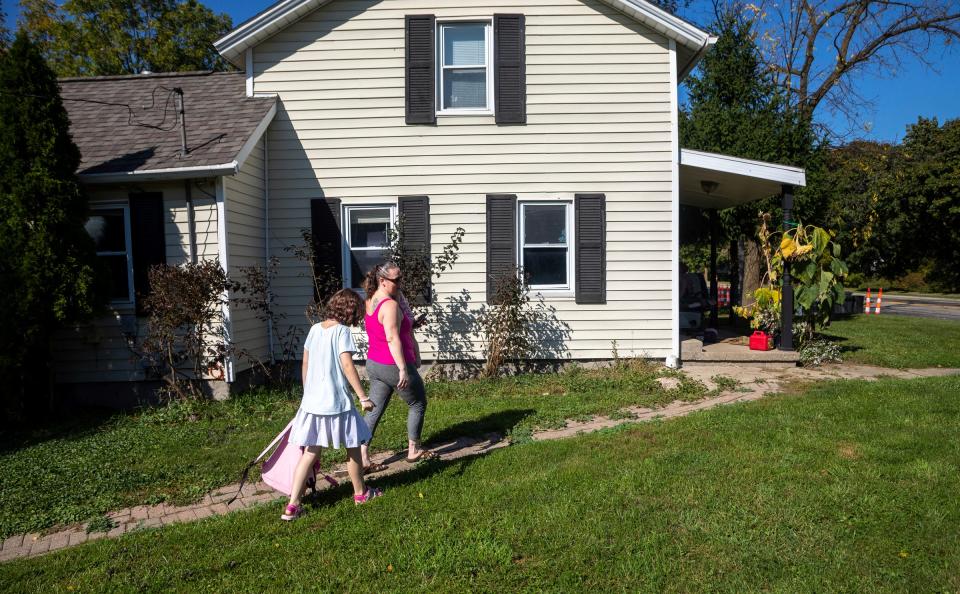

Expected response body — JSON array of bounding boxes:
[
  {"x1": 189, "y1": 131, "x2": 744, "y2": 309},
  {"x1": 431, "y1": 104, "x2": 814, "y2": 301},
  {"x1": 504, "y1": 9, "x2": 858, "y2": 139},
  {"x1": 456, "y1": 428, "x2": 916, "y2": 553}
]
[{"x1": 679, "y1": 149, "x2": 806, "y2": 209}]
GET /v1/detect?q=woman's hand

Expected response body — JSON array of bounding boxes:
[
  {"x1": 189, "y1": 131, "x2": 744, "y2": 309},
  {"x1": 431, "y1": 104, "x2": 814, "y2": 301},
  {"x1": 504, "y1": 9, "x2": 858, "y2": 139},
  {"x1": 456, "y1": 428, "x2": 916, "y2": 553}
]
[
  {"x1": 360, "y1": 398, "x2": 375, "y2": 412},
  {"x1": 398, "y1": 367, "x2": 410, "y2": 389}
]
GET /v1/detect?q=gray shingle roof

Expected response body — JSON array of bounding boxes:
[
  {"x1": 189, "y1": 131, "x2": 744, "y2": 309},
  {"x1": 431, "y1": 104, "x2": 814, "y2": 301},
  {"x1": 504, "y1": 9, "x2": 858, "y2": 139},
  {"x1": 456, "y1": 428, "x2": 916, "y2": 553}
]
[{"x1": 59, "y1": 71, "x2": 276, "y2": 177}]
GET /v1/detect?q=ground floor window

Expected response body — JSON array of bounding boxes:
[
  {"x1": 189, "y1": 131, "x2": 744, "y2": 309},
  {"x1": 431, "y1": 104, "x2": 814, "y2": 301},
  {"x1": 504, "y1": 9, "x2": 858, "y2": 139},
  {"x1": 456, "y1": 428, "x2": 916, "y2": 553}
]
[
  {"x1": 343, "y1": 204, "x2": 396, "y2": 289},
  {"x1": 519, "y1": 201, "x2": 573, "y2": 291},
  {"x1": 84, "y1": 204, "x2": 134, "y2": 304}
]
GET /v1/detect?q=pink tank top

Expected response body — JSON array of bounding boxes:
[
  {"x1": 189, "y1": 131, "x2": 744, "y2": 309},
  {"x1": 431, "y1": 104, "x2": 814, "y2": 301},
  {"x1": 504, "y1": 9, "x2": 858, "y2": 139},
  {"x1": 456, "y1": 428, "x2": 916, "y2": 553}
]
[{"x1": 365, "y1": 298, "x2": 416, "y2": 366}]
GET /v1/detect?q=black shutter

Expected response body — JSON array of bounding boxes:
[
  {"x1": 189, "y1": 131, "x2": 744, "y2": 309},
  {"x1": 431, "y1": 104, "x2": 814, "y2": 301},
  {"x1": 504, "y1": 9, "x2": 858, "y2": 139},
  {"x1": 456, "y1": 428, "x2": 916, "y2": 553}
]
[
  {"x1": 399, "y1": 195, "x2": 431, "y2": 304},
  {"x1": 494, "y1": 14, "x2": 526, "y2": 125},
  {"x1": 575, "y1": 194, "x2": 606, "y2": 304},
  {"x1": 129, "y1": 192, "x2": 166, "y2": 315},
  {"x1": 405, "y1": 14, "x2": 436, "y2": 125},
  {"x1": 486, "y1": 194, "x2": 517, "y2": 304},
  {"x1": 310, "y1": 198, "x2": 343, "y2": 299}
]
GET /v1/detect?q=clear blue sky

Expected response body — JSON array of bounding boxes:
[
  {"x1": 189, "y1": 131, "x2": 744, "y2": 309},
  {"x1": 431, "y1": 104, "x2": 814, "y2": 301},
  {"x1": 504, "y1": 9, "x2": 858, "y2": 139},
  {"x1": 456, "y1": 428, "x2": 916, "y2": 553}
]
[{"x1": 4, "y1": 0, "x2": 959, "y2": 143}]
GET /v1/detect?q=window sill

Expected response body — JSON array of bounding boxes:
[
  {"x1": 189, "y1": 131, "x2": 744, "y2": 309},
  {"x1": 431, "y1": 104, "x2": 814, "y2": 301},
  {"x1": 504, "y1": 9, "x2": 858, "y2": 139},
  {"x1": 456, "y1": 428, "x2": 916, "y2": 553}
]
[
  {"x1": 436, "y1": 110, "x2": 494, "y2": 117},
  {"x1": 529, "y1": 290, "x2": 575, "y2": 301}
]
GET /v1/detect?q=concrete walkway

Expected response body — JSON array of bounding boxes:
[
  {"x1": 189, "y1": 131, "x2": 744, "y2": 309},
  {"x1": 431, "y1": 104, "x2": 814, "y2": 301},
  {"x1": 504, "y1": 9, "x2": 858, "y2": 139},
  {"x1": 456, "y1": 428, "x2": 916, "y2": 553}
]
[{"x1": 2, "y1": 362, "x2": 958, "y2": 563}]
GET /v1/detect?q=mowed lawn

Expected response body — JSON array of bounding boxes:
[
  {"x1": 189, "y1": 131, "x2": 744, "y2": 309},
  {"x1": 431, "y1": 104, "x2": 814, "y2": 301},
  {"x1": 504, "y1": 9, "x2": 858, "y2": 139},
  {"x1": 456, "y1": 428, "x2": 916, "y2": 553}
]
[
  {"x1": 2, "y1": 375, "x2": 958, "y2": 592},
  {"x1": 823, "y1": 314, "x2": 960, "y2": 369},
  {"x1": 0, "y1": 363, "x2": 706, "y2": 538}
]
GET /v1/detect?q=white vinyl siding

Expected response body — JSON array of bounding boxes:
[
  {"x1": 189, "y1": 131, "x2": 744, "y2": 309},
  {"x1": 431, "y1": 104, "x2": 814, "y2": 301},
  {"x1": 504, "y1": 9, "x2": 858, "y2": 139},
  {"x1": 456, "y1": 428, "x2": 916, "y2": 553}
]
[
  {"x1": 224, "y1": 137, "x2": 270, "y2": 370},
  {"x1": 254, "y1": 0, "x2": 674, "y2": 359},
  {"x1": 52, "y1": 181, "x2": 220, "y2": 383}
]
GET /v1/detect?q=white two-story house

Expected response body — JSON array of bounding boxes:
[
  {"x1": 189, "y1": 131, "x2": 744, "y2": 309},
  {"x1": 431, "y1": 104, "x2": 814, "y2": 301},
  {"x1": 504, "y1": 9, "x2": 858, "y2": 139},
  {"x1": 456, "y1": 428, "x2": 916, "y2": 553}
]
[{"x1": 55, "y1": 0, "x2": 805, "y2": 401}]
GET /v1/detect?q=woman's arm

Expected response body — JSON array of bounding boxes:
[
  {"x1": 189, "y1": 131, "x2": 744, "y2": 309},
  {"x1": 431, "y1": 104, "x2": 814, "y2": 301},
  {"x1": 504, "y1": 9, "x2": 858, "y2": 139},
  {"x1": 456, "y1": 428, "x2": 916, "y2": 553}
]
[
  {"x1": 339, "y1": 352, "x2": 373, "y2": 411},
  {"x1": 380, "y1": 301, "x2": 409, "y2": 388}
]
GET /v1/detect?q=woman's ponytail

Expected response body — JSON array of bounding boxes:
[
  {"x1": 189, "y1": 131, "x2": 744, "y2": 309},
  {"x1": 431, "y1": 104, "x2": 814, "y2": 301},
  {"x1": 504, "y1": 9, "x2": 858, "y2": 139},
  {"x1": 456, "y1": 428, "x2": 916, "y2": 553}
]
[{"x1": 363, "y1": 265, "x2": 380, "y2": 299}]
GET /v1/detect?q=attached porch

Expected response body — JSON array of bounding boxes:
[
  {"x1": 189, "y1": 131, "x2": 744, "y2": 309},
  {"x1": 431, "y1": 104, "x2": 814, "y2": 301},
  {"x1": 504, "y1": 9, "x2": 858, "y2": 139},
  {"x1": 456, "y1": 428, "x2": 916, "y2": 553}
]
[{"x1": 677, "y1": 149, "x2": 806, "y2": 365}]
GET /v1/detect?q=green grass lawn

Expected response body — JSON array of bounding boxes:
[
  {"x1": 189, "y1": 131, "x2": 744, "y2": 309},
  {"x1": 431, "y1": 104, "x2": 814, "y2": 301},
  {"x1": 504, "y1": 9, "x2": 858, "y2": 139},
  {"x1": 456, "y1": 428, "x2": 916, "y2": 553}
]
[
  {"x1": 0, "y1": 362, "x2": 707, "y2": 539},
  {"x1": 2, "y1": 375, "x2": 958, "y2": 592},
  {"x1": 823, "y1": 314, "x2": 960, "y2": 368}
]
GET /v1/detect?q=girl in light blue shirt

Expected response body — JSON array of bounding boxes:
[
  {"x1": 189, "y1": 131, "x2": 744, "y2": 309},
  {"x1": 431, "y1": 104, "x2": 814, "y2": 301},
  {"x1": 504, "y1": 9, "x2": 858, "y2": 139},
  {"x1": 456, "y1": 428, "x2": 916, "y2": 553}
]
[{"x1": 282, "y1": 289, "x2": 383, "y2": 520}]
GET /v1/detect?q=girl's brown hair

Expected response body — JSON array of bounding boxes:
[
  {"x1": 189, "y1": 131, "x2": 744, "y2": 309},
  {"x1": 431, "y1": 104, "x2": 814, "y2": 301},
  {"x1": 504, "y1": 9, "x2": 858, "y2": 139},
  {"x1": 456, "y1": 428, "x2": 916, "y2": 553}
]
[
  {"x1": 362, "y1": 261, "x2": 400, "y2": 299},
  {"x1": 326, "y1": 288, "x2": 364, "y2": 326}
]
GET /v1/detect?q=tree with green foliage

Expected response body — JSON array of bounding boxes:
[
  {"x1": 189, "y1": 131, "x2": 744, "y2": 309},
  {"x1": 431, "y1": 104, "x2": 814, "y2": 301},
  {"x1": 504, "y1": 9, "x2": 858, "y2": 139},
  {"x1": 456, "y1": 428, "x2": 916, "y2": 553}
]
[
  {"x1": 1, "y1": 9, "x2": 9, "y2": 49},
  {"x1": 680, "y1": 6, "x2": 821, "y2": 306},
  {"x1": 681, "y1": 9, "x2": 814, "y2": 168},
  {"x1": 19, "y1": 0, "x2": 232, "y2": 77},
  {"x1": 816, "y1": 140, "x2": 894, "y2": 276},
  {"x1": 815, "y1": 118, "x2": 960, "y2": 292},
  {"x1": 0, "y1": 32, "x2": 103, "y2": 418},
  {"x1": 872, "y1": 118, "x2": 960, "y2": 291}
]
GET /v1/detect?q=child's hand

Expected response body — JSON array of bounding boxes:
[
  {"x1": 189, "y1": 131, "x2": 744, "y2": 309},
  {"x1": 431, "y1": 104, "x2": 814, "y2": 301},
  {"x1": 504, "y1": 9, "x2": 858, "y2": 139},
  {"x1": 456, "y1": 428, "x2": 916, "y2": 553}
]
[{"x1": 360, "y1": 398, "x2": 375, "y2": 412}]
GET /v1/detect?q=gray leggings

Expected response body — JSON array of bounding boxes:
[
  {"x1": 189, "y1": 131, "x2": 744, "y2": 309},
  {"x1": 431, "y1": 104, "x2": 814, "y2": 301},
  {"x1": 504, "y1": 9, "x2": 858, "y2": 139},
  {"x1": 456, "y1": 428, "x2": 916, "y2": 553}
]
[{"x1": 363, "y1": 360, "x2": 427, "y2": 442}]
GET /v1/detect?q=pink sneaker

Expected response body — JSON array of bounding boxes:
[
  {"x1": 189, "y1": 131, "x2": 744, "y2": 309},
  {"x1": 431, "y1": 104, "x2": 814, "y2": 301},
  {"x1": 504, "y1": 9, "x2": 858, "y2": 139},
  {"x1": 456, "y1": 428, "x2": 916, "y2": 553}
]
[
  {"x1": 353, "y1": 487, "x2": 383, "y2": 505},
  {"x1": 280, "y1": 503, "x2": 303, "y2": 521}
]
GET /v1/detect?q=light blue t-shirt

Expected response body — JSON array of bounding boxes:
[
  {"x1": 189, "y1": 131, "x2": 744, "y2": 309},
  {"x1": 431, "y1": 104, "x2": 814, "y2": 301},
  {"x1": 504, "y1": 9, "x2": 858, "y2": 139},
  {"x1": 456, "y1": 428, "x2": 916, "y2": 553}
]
[{"x1": 301, "y1": 323, "x2": 357, "y2": 415}]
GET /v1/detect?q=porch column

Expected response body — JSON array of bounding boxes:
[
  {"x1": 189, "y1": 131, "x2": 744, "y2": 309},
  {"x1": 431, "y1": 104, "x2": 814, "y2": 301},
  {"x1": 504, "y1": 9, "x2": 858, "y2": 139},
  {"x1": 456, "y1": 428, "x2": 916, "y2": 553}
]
[
  {"x1": 708, "y1": 209, "x2": 719, "y2": 328},
  {"x1": 780, "y1": 184, "x2": 795, "y2": 351}
]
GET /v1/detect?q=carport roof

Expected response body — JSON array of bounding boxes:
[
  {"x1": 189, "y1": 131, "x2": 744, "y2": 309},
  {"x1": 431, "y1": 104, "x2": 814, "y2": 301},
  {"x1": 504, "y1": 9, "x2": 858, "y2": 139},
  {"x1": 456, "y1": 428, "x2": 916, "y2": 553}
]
[{"x1": 679, "y1": 149, "x2": 806, "y2": 209}]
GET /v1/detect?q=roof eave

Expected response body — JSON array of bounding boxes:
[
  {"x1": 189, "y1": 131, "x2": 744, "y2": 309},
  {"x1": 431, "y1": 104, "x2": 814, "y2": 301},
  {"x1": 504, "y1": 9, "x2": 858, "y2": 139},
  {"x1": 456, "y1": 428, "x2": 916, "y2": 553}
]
[
  {"x1": 214, "y1": 0, "x2": 714, "y2": 66},
  {"x1": 234, "y1": 101, "x2": 278, "y2": 171},
  {"x1": 78, "y1": 162, "x2": 239, "y2": 184},
  {"x1": 680, "y1": 148, "x2": 807, "y2": 187},
  {"x1": 678, "y1": 35, "x2": 717, "y2": 81}
]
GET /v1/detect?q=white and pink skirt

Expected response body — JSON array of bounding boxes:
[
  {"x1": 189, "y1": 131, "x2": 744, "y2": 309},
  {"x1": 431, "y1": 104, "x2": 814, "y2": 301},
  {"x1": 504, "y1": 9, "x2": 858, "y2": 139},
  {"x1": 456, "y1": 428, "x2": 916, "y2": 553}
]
[{"x1": 288, "y1": 407, "x2": 372, "y2": 449}]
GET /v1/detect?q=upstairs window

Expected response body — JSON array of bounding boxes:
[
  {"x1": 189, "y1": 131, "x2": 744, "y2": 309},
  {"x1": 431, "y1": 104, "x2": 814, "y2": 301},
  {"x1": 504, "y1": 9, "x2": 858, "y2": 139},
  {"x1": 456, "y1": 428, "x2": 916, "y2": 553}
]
[
  {"x1": 520, "y1": 202, "x2": 573, "y2": 291},
  {"x1": 437, "y1": 21, "x2": 493, "y2": 113},
  {"x1": 85, "y1": 205, "x2": 134, "y2": 304}
]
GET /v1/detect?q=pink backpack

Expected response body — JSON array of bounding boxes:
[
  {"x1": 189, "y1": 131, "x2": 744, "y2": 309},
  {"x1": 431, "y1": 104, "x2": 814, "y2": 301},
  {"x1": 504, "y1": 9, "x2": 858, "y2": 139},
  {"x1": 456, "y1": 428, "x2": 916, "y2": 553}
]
[{"x1": 229, "y1": 419, "x2": 338, "y2": 504}]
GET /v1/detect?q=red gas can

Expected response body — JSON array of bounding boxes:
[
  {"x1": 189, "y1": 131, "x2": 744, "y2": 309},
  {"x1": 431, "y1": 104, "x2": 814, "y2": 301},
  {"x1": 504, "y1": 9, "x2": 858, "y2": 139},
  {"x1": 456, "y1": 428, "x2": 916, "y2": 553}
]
[{"x1": 749, "y1": 330, "x2": 771, "y2": 351}]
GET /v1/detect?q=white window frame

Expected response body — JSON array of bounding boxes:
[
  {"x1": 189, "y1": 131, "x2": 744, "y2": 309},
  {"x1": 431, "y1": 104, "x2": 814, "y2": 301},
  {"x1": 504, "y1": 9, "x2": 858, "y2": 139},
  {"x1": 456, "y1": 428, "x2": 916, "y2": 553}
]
[
  {"x1": 89, "y1": 203, "x2": 135, "y2": 305},
  {"x1": 342, "y1": 203, "x2": 397, "y2": 290},
  {"x1": 436, "y1": 19, "x2": 494, "y2": 116},
  {"x1": 518, "y1": 201, "x2": 575, "y2": 294}
]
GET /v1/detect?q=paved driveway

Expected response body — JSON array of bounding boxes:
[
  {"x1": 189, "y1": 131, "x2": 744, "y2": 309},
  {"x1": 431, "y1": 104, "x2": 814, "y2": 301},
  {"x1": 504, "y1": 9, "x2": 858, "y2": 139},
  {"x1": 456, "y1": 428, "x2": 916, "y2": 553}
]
[{"x1": 865, "y1": 295, "x2": 960, "y2": 321}]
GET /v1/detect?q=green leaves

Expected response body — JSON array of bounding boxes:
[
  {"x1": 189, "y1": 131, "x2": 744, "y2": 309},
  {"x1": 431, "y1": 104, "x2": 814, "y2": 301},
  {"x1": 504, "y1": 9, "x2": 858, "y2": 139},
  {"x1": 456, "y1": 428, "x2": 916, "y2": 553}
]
[
  {"x1": 19, "y1": 0, "x2": 233, "y2": 77},
  {"x1": 0, "y1": 33, "x2": 103, "y2": 415}
]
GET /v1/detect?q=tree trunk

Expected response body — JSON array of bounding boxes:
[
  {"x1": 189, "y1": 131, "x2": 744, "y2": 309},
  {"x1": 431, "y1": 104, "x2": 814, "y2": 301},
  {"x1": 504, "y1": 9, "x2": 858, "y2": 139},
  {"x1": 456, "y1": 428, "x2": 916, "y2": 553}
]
[{"x1": 741, "y1": 237, "x2": 764, "y2": 307}]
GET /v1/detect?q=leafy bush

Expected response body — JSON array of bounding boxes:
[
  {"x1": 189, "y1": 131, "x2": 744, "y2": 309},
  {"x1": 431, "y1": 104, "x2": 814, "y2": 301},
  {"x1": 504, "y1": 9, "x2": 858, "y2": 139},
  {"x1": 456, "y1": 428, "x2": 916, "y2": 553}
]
[
  {"x1": 232, "y1": 257, "x2": 303, "y2": 384},
  {"x1": 481, "y1": 272, "x2": 534, "y2": 378},
  {"x1": 777, "y1": 223, "x2": 849, "y2": 339},
  {"x1": 733, "y1": 286, "x2": 781, "y2": 335},
  {"x1": 385, "y1": 217, "x2": 465, "y2": 310},
  {"x1": 798, "y1": 338, "x2": 842, "y2": 366},
  {"x1": 138, "y1": 260, "x2": 237, "y2": 399}
]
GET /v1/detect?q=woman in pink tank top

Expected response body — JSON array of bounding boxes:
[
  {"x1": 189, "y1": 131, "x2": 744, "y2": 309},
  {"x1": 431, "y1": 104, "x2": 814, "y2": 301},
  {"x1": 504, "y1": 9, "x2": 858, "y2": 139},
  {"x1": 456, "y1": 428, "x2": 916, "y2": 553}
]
[{"x1": 359, "y1": 262, "x2": 437, "y2": 473}]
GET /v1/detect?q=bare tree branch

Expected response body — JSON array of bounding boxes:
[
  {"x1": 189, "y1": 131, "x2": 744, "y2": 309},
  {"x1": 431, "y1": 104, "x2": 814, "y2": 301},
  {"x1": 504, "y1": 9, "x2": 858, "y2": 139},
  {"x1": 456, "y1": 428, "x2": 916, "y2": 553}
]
[{"x1": 746, "y1": 0, "x2": 960, "y2": 131}]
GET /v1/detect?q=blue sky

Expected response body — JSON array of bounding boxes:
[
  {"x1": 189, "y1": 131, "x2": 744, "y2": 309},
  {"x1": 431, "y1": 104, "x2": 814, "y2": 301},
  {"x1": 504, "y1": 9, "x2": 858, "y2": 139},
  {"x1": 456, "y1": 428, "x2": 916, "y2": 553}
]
[{"x1": 4, "y1": 0, "x2": 958, "y2": 143}]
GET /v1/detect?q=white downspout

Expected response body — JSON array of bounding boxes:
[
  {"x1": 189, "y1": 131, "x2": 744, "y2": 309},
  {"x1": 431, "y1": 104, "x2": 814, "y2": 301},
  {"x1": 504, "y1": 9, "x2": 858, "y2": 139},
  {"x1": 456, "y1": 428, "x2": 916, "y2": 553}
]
[
  {"x1": 667, "y1": 38, "x2": 681, "y2": 368},
  {"x1": 216, "y1": 177, "x2": 236, "y2": 383},
  {"x1": 264, "y1": 130, "x2": 275, "y2": 363}
]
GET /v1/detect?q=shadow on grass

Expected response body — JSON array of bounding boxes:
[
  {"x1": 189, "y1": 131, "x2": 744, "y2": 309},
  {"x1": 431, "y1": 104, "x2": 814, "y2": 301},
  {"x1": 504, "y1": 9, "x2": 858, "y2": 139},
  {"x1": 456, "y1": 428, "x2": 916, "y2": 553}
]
[
  {"x1": 0, "y1": 407, "x2": 125, "y2": 455},
  {"x1": 302, "y1": 452, "x2": 491, "y2": 510},
  {"x1": 424, "y1": 409, "x2": 536, "y2": 445},
  {"x1": 818, "y1": 332, "x2": 863, "y2": 356}
]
